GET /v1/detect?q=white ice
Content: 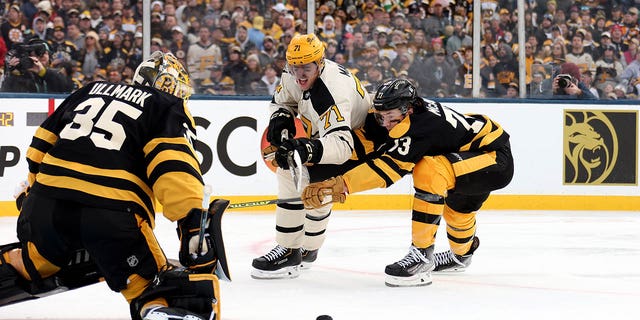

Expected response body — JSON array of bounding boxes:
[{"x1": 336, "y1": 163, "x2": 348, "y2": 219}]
[{"x1": 1, "y1": 209, "x2": 639, "y2": 320}]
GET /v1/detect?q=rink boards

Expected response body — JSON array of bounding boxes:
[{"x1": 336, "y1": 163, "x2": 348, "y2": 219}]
[{"x1": 0, "y1": 97, "x2": 638, "y2": 215}]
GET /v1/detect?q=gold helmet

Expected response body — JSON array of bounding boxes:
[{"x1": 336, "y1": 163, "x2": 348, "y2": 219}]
[
  {"x1": 286, "y1": 33, "x2": 325, "y2": 67},
  {"x1": 133, "y1": 51, "x2": 193, "y2": 100}
]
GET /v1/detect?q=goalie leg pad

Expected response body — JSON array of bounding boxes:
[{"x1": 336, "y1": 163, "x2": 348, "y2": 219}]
[
  {"x1": 1, "y1": 243, "x2": 103, "y2": 308},
  {"x1": 130, "y1": 268, "x2": 220, "y2": 320}
]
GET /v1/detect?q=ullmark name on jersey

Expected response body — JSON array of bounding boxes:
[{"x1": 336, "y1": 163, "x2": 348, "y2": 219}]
[{"x1": 88, "y1": 83, "x2": 153, "y2": 107}]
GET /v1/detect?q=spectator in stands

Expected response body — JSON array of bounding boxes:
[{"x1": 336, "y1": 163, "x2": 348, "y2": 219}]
[
  {"x1": 552, "y1": 62, "x2": 597, "y2": 99},
  {"x1": 169, "y1": 26, "x2": 189, "y2": 63},
  {"x1": 1, "y1": 4, "x2": 25, "y2": 51},
  {"x1": 620, "y1": 51, "x2": 640, "y2": 98},
  {"x1": 248, "y1": 16, "x2": 266, "y2": 49},
  {"x1": 595, "y1": 44, "x2": 624, "y2": 81},
  {"x1": 623, "y1": 38, "x2": 639, "y2": 66},
  {"x1": 1, "y1": 38, "x2": 73, "y2": 93},
  {"x1": 581, "y1": 70, "x2": 600, "y2": 99},
  {"x1": 494, "y1": 42, "x2": 519, "y2": 93},
  {"x1": 257, "y1": 63, "x2": 279, "y2": 95},
  {"x1": 223, "y1": 45, "x2": 250, "y2": 94},
  {"x1": 186, "y1": 26, "x2": 222, "y2": 91},
  {"x1": 245, "y1": 53, "x2": 263, "y2": 92},
  {"x1": 422, "y1": 1, "x2": 449, "y2": 37},
  {"x1": 504, "y1": 82, "x2": 519, "y2": 98},
  {"x1": 480, "y1": 54, "x2": 501, "y2": 97},
  {"x1": 528, "y1": 67, "x2": 552, "y2": 98},
  {"x1": 79, "y1": 30, "x2": 103, "y2": 80},
  {"x1": 413, "y1": 48, "x2": 456, "y2": 97},
  {"x1": 201, "y1": 63, "x2": 235, "y2": 95},
  {"x1": 233, "y1": 25, "x2": 257, "y2": 56},
  {"x1": 566, "y1": 32, "x2": 596, "y2": 74},
  {"x1": 257, "y1": 35, "x2": 277, "y2": 68}
]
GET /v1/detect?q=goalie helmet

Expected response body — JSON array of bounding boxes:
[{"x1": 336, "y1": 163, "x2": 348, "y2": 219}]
[
  {"x1": 372, "y1": 79, "x2": 416, "y2": 113},
  {"x1": 133, "y1": 51, "x2": 193, "y2": 100}
]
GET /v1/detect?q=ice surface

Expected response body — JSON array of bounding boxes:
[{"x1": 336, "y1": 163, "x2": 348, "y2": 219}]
[{"x1": 1, "y1": 210, "x2": 639, "y2": 320}]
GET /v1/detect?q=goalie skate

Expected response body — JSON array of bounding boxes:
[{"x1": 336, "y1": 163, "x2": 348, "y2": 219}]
[
  {"x1": 142, "y1": 306, "x2": 206, "y2": 320},
  {"x1": 384, "y1": 245, "x2": 435, "y2": 287},
  {"x1": 251, "y1": 245, "x2": 301, "y2": 279},
  {"x1": 433, "y1": 237, "x2": 480, "y2": 273}
]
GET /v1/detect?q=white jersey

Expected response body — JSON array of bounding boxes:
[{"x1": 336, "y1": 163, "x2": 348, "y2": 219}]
[{"x1": 270, "y1": 59, "x2": 372, "y2": 164}]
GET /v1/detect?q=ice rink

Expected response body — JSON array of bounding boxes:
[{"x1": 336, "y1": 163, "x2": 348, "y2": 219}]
[{"x1": 1, "y1": 209, "x2": 639, "y2": 320}]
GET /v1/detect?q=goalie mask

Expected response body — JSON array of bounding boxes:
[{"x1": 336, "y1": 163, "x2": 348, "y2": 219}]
[{"x1": 133, "y1": 51, "x2": 193, "y2": 100}]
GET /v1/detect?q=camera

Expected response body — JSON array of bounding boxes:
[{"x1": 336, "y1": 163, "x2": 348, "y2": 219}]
[
  {"x1": 556, "y1": 74, "x2": 574, "y2": 89},
  {"x1": 9, "y1": 43, "x2": 48, "y2": 72}
]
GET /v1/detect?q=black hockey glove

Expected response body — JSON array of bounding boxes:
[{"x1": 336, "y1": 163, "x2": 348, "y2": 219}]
[
  {"x1": 177, "y1": 208, "x2": 216, "y2": 272},
  {"x1": 275, "y1": 138, "x2": 323, "y2": 169},
  {"x1": 266, "y1": 108, "x2": 295, "y2": 147}
]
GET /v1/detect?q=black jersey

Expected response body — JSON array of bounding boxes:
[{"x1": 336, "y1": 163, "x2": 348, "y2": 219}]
[
  {"x1": 25, "y1": 81, "x2": 204, "y2": 225},
  {"x1": 344, "y1": 99, "x2": 510, "y2": 193}
]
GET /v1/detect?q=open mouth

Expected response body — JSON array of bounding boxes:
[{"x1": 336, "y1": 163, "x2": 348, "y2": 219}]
[{"x1": 297, "y1": 79, "x2": 308, "y2": 87}]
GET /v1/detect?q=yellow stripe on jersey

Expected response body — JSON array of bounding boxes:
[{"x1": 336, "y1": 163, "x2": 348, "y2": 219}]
[
  {"x1": 388, "y1": 116, "x2": 411, "y2": 139},
  {"x1": 144, "y1": 137, "x2": 198, "y2": 161},
  {"x1": 36, "y1": 173, "x2": 154, "y2": 218},
  {"x1": 451, "y1": 151, "x2": 497, "y2": 176},
  {"x1": 146, "y1": 148, "x2": 201, "y2": 179},
  {"x1": 41, "y1": 154, "x2": 154, "y2": 198},
  {"x1": 344, "y1": 156, "x2": 409, "y2": 193},
  {"x1": 33, "y1": 127, "x2": 58, "y2": 145}
]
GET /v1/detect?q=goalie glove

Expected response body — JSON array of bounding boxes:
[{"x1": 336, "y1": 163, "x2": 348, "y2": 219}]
[
  {"x1": 302, "y1": 175, "x2": 347, "y2": 209},
  {"x1": 13, "y1": 180, "x2": 30, "y2": 211},
  {"x1": 177, "y1": 208, "x2": 216, "y2": 272},
  {"x1": 266, "y1": 108, "x2": 295, "y2": 147},
  {"x1": 275, "y1": 138, "x2": 323, "y2": 169}
]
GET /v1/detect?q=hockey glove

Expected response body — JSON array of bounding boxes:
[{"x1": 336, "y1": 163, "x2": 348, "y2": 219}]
[
  {"x1": 302, "y1": 175, "x2": 347, "y2": 209},
  {"x1": 262, "y1": 144, "x2": 279, "y2": 167},
  {"x1": 13, "y1": 180, "x2": 30, "y2": 211},
  {"x1": 266, "y1": 108, "x2": 295, "y2": 147},
  {"x1": 275, "y1": 138, "x2": 323, "y2": 170},
  {"x1": 177, "y1": 208, "x2": 216, "y2": 272}
]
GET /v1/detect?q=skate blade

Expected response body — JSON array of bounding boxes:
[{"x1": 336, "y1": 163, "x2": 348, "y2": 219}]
[
  {"x1": 433, "y1": 267, "x2": 467, "y2": 273},
  {"x1": 384, "y1": 273, "x2": 433, "y2": 287},
  {"x1": 299, "y1": 261, "x2": 313, "y2": 270},
  {"x1": 251, "y1": 266, "x2": 300, "y2": 279}
]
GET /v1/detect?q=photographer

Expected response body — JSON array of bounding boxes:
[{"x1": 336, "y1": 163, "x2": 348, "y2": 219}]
[
  {"x1": 1, "y1": 38, "x2": 73, "y2": 93},
  {"x1": 552, "y1": 62, "x2": 597, "y2": 100}
]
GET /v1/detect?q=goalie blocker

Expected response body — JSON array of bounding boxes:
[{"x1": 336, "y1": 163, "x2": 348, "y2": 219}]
[{"x1": 0, "y1": 199, "x2": 231, "y2": 318}]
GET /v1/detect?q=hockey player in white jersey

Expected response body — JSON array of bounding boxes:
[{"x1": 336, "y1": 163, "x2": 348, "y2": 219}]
[{"x1": 252, "y1": 33, "x2": 373, "y2": 279}]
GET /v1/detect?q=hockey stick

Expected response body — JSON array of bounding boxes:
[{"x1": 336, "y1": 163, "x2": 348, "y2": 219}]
[
  {"x1": 227, "y1": 197, "x2": 301, "y2": 209},
  {"x1": 197, "y1": 185, "x2": 213, "y2": 255}
]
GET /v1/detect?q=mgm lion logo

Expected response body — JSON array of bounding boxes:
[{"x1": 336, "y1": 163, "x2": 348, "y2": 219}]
[{"x1": 564, "y1": 111, "x2": 618, "y2": 184}]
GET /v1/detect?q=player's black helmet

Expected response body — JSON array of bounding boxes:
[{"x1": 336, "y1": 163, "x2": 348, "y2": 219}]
[{"x1": 372, "y1": 79, "x2": 416, "y2": 113}]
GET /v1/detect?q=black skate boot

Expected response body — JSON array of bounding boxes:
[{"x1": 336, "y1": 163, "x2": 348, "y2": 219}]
[
  {"x1": 300, "y1": 248, "x2": 319, "y2": 270},
  {"x1": 251, "y1": 245, "x2": 302, "y2": 279},
  {"x1": 142, "y1": 306, "x2": 206, "y2": 320},
  {"x1": 433, "y1": 236, "x2": 480, "y2": 272},
  {"x1": 384, "y1": 245, "x2": 435, "y2": 287}
]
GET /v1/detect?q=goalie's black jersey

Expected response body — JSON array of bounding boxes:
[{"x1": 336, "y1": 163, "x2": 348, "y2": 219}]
[
  {"x1": 345, "y1": 98, "x2": 510, "y2": 193},
  {"x1": 25, "y1": 81, "x2": 204, "y2": 225}
]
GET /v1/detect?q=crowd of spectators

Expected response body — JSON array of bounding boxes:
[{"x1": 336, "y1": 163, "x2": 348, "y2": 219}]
[{"x1": 0, "y1": 0, "x2": 639, "y2": 99}]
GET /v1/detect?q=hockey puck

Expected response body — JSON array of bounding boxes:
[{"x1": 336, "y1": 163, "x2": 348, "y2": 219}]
[{"x1": 316, "y1": 316, "x2": 333, "y2": 320}]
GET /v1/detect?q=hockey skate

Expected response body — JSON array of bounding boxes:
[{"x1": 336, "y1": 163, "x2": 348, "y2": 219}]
[
  {"x1": 299, "y1": 248, "x2": 318, "y2": 270},
  {"x1": 142, "y1": 306, "x2": 207, "y2": 320},
  {"x1": 384, "y1": 245, "x2": 435, "y2": 287},
  {"x1": 433, "y1": 237, "x2": 480, "y2": 272},
  {"x1": 251, "y1": 245, "x2": 301, "y2": 279}
]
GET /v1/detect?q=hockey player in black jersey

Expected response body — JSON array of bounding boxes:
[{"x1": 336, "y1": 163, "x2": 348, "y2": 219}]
[
  {"x1": 0, "y1": 52, "x2": 227, "y2": 320},
  {"x1": 302, "y1": 79, "x2": 514, "y2": 287}
]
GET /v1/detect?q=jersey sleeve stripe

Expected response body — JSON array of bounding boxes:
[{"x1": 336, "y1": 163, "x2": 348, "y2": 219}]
[{"x1": 145, "y1": 148, "x2": 201, "y2": 179}]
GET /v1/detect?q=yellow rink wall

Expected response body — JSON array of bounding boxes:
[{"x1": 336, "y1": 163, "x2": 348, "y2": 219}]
[{"x1": 0, "y1": 95, "x2": 638, "y2": 217}]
